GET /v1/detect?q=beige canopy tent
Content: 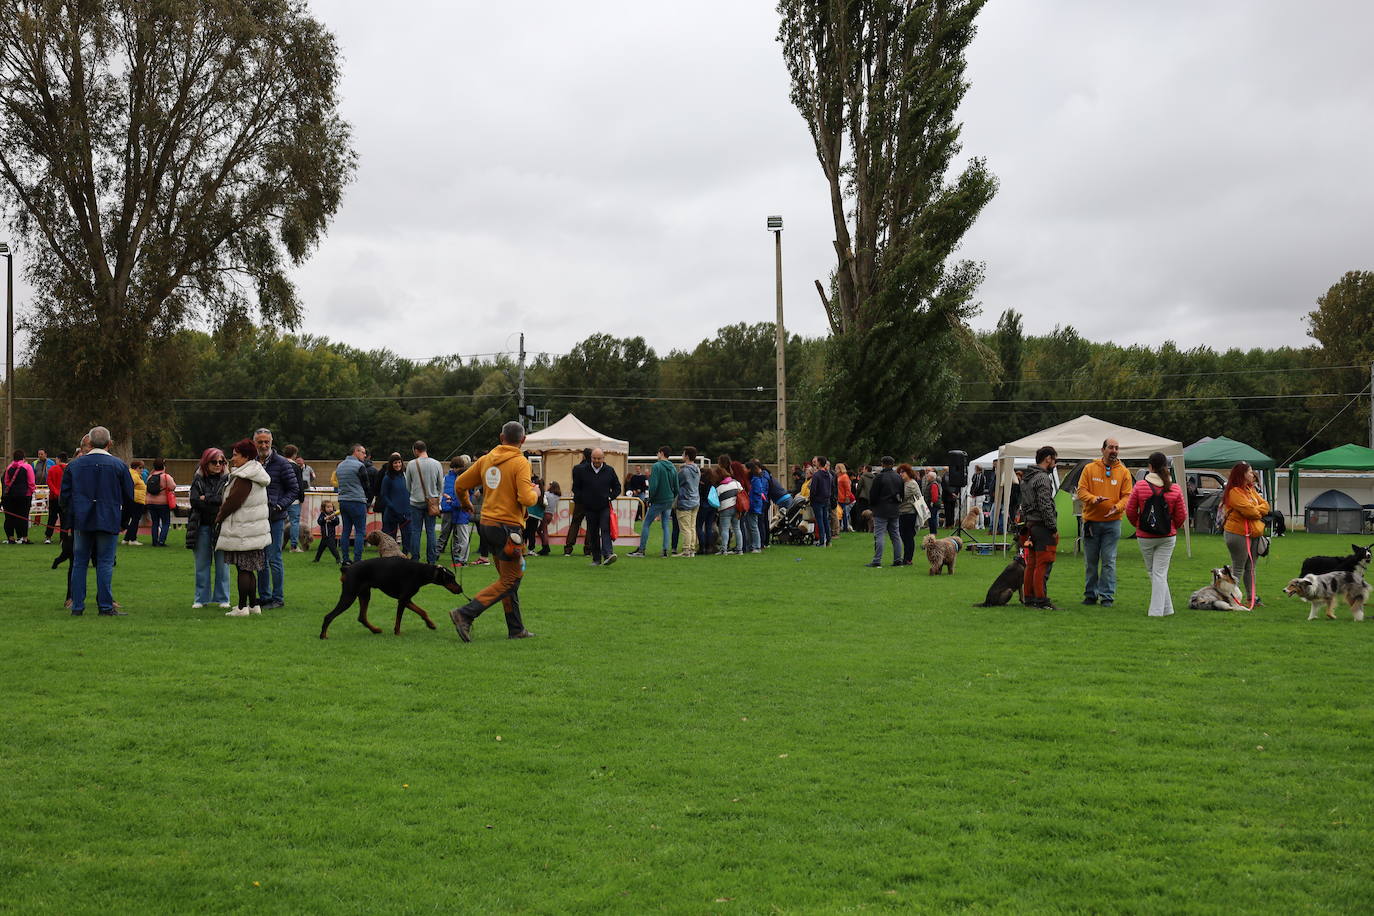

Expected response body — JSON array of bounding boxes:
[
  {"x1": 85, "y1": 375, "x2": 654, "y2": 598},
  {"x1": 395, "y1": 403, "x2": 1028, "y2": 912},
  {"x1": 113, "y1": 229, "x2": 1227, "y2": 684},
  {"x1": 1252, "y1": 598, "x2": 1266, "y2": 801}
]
[
  {"x1": 993, "y1": 414, "x2": 1191, "y2": 556},
  {"x1": 523, "y1": 413, "x2": 629, "y2": 491}
]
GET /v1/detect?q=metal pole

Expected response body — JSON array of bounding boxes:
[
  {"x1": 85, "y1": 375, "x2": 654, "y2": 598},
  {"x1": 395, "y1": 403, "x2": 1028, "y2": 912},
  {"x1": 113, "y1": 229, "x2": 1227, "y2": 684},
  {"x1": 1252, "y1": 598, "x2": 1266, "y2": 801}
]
[
  {"x1": 4, "y1": 250, "x2": 12, "y2": 460},
  {"x1": 774, "y1": 230, "x2": 786, "y2": 478},
  {"x1": 517, "y1": 331, "x2": 526, "y2": 422}
]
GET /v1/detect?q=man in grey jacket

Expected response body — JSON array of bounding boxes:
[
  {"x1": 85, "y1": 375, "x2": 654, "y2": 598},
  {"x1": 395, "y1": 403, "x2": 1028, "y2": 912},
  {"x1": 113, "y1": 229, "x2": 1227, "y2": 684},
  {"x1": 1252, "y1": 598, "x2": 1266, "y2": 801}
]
[
  {"x1": 335, "y1": 444, "x2": 371, "y2": 566},
  {"x1": 1020, "y1": 445, "x2": 1060, "y2": 609},
  {"x1": 674, "y1": 446, "x2": 701, "y2": 557},
  {"x1": 405, "y1": 440, "x2": 445, "y2": 564}
]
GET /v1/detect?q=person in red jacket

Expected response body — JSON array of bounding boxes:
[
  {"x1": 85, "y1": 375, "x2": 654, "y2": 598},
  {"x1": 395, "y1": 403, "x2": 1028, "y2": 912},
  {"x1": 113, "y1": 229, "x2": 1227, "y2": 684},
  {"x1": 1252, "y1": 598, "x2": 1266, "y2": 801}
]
[
  {"x1": 44, "y1": 452, "x2": 68, "y2": 543},
  {"x1": 1125, "y1": 451, "x2": 1189, "y2": 617}
]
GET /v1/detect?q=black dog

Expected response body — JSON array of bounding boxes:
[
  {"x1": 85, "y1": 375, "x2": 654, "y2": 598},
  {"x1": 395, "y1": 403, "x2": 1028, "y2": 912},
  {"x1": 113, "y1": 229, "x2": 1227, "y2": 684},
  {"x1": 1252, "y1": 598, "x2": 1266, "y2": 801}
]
[
  {"x1": 974, "y1": 553, "x2": 1026, "y2": 607},
  {"x1": 53, "y1": 530, "x2": 75, "y2": 605},
  {"x1": 1300, "y1": 544, "x2": 1373, "y2": 578},
  {"x1": 320, "y1": 558, "x2": 462, "y2": 639}
]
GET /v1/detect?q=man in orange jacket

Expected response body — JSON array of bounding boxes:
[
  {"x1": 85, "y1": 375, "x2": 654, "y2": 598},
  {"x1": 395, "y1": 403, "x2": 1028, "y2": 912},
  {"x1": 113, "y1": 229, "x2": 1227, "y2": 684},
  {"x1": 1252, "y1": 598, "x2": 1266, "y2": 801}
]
[
  {"x1": 448, "y1": 421, "x2": 539, "y2": 641},
  {"x1": 1075, "y1": 437, "x2": 1134, "y2": 607}
]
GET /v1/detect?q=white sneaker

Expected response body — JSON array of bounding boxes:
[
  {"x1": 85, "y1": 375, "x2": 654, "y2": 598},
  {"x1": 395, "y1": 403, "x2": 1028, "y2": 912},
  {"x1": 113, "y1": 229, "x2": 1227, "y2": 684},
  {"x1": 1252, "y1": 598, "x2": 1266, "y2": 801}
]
[
  {"x1": 218, "y1": 602, "x2": 232, "y2": 609},
  {"x1": 225, "y1": 607, "x2": 250, "y2": 617},
  {"x1": 250, "y1": 605, "x2": 262, "y2": 615},
  {"x1": 191, "y1": 602, "x2": 205, "y2": 609},
  {"x1": 44, "y1": 539, "x2": 52, "y2": 544}
]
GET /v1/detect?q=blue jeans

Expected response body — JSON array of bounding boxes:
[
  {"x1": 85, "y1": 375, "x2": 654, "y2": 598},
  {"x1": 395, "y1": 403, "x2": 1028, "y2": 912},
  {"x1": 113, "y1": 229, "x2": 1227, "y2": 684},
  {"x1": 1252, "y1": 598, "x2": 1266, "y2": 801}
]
[
  {"x1": 256, "y1": 516, "x2": 286, "y2": 603},
  {"x1": 340, "y1": 500, "x2": 367, "y2": 562},
  {"x1": 71, "y1": 531, "x2": 118, "y2": 612},
  {"x1": 840, "y1": 502, "x2": 853, "y2": 532},
  {"x1": 147, "y1": 505, "x2": 171, "y2": 546},
  {"x1": 1082, "y1": 519, "x2": 1121, "y2": 601},
  {"x1": 638, "y1": 502, "x2": 673, "y2": 553},
  {"x1": 814, "y1": 501, "x2": 832, "y2": 545},
  {"x1": 697, "y1": 505, "x2": 717, "y2": 552},
  {"x1": 194, "y1": 534, "x2": 230, "y2": 605},
  {"x1": 743, "y1": 512, "x2": 762, "y2": 551},
  {"x1": 407, "y1": 504, "x2": 438, "y2": 564},
  {"x1": 872, "y1": 515, "x2": 902, "y2": 564},
  {"x1": 287, "y1": 502, "x2": 302, "y2": 548},
  {"x1": 717, "y1": 508, "x2": 742, "y2": 552}
]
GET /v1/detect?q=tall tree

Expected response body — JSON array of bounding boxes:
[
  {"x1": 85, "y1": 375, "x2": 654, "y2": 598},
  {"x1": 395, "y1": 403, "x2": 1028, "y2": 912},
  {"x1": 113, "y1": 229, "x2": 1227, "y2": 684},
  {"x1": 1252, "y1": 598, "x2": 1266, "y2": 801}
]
[
  {"x1": 0, "y1": 0, "x2": 355, "y2": 453},
  {"x1": 992, "y1": 308, "x2": 1023, "y2": 403},
  {"x1": 1306, "y1": 270, "x2": 1374, "y2": 446},
  {"x1": 778, "y1": 0, "x2": 997, "y2": 457}
]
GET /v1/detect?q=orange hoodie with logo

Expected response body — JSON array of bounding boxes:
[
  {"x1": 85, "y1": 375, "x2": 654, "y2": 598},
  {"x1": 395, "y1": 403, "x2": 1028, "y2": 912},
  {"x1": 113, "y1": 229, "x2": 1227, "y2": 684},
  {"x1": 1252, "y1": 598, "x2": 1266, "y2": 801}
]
[
  {"x1": 455, "y1": 444, "x2": 538, "y2": 528},
  {"x1": 1075, "y1": 458, "x2": 1133, "y2": 522}
]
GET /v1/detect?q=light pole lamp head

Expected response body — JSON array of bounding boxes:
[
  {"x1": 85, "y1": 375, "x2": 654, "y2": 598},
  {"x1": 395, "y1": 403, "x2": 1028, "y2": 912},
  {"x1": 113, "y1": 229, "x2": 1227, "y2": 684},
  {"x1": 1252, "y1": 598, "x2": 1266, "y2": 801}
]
[{"x1": 766, "y1": 215, "x2": 782, "y2": 231}]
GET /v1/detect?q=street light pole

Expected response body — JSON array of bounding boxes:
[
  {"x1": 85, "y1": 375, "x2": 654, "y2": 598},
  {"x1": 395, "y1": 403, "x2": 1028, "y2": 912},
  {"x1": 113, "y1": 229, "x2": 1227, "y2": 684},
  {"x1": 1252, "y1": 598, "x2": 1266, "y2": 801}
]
[
  {"x1": 767, "y1": 216, "x2": 786, "y2": 479},
  {"x1": 1, "y1": 243, "x2": 12, "y2": 460}
]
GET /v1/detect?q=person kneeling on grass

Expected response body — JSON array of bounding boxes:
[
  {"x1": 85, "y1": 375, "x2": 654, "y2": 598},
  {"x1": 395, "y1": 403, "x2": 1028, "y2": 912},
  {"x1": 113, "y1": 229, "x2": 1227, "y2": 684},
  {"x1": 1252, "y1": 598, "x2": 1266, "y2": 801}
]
[{"x1": 448, "y1": 422, "x2": 539, "y2": 642}]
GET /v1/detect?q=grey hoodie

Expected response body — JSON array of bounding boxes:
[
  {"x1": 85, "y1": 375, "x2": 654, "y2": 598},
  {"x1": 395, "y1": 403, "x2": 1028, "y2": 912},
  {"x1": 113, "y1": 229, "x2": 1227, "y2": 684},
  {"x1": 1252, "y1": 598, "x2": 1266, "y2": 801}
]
[{"x1": 1020, "y1": 464, "x2": 1058, "y2": 531}]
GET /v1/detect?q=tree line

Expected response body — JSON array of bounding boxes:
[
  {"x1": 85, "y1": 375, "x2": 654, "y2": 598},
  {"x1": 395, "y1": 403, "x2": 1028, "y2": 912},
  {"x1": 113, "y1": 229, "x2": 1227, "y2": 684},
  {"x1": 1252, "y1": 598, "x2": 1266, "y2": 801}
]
[{"x1": 10, "y1": 312, "x2": 1367, "y2": 469}]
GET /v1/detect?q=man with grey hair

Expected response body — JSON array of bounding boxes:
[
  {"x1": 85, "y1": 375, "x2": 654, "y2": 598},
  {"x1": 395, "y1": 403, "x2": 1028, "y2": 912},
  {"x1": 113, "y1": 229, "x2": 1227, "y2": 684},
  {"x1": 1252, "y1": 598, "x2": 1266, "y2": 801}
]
[
  {"x1": 448, "y1": 421, "x2": 539, "y2": 641},
  {"x1": 252, "y1": 427, "x2": 300, "y2": 609},
  {"x1": 60, "y1": 426, "x2": 134, "y2": 615}
]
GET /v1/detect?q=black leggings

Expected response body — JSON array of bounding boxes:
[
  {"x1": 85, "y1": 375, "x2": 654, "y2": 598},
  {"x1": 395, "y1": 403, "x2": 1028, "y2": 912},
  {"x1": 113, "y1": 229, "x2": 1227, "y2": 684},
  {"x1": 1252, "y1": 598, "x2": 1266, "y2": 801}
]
[
  {"x1": 235, "y1": 567, "x2": 256, "y2": 609},
  {"x1": 315, "y1": 535, "x2": 340, "y2": 562}
]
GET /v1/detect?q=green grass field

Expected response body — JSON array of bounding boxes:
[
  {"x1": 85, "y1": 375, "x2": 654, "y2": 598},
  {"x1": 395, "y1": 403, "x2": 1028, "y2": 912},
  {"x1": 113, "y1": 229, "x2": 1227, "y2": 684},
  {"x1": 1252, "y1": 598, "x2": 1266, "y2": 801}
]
[{"x1": 3, "y1": 525, "x2": 1372, "y2": 913}]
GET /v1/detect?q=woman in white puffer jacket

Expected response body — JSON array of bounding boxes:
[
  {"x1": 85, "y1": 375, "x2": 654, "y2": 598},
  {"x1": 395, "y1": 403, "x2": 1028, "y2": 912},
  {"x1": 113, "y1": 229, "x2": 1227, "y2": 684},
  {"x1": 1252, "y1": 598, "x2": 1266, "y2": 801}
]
[{"x1": 214, "y1": 439, "x2": 273, "y2": 616}]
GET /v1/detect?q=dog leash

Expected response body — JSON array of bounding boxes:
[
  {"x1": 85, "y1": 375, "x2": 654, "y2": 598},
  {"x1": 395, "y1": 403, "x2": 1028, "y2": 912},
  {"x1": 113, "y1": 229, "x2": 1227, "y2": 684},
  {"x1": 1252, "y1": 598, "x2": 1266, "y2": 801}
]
[
  {"x1": 1245, "y1": 532, "x2": 1257, "y2": 610},
  {"x1": 1, "y1": 507, "x2": 73, "y2": 534}
]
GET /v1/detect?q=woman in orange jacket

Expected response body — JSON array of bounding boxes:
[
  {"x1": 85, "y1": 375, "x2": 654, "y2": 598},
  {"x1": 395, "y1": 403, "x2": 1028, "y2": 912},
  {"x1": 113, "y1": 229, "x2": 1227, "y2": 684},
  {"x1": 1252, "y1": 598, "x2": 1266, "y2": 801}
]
[{"x1": 1222, "y1": 461, "x2": 1268, "y2": 606}]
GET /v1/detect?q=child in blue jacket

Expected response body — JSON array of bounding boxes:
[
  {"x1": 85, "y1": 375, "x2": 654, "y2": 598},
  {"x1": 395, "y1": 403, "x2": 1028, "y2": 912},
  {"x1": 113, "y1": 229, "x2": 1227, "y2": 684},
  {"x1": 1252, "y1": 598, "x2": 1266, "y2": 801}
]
[{"x1": 436, "y1": 457, "x2": 473, "y2": 566}]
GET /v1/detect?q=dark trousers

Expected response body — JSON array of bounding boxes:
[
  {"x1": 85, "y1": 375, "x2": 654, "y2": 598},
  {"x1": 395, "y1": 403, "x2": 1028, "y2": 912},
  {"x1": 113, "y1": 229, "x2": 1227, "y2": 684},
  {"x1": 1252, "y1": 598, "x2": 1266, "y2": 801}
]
[
  {"x1": 697, "y1": 505, "x2": 717, "y2": 552},
  {"x1": 563, "y1": 501, "x2": 586, "y2": 553},
  {"x1": 899, "y1": 513, "x2": 918, "y2": 564},
  {"x1": 148, "y1": 505, "x2": 171, "y2": 546},
  {"x1": 122, "y1": 504, "x2": 144, "y2": 542},
  {"x1": 315, "y1": 534, "x2": 340, "y2": 562},
  {"x1": 45, "y1": 505, "x2": 62, "y2": 540},
  {"x1": 582, "y1": 506, "x2": 612, "y2": 562},
  {"x1": 3, "y1": 494, "x2": 31, "y2": 540},
  {"x1": 813, "y1": 501, "x2": 832, "y2": 545}
]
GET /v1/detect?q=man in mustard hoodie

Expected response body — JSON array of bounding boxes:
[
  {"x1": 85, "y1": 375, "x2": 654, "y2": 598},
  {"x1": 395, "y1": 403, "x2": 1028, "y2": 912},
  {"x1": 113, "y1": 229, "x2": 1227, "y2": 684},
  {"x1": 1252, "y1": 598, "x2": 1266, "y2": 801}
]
[
  {"x1": 1075, "y1": 438, "x2": 1133, "y2": 607},
  {"x1": 448, "y1": 422, "x2": 539, "y2": 641}
]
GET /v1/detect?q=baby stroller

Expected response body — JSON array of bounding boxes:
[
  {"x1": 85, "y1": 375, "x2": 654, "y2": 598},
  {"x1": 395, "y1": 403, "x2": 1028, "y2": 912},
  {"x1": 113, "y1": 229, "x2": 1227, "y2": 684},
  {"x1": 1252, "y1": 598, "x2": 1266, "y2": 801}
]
[{"x1": 770, "y1": 495, "x2": 814, "y2": 545}]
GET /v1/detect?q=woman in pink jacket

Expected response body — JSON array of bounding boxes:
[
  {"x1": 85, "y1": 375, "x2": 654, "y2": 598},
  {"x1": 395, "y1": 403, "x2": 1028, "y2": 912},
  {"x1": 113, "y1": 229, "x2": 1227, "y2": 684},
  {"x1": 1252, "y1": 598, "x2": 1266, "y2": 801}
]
[
  {"x1": 1125, "y1": 451, "x2": 1188, "y2": 617},
  {"x1": 3, "y1": 449, "x2": 37, "y2": 543}
]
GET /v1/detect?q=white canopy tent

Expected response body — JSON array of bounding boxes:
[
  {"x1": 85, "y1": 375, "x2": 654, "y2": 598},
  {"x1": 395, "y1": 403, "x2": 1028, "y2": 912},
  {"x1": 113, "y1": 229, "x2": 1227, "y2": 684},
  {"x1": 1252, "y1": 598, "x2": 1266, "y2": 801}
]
[
  {"x1": 523, "y1": 413, "x2": 629, "y2": 490},
  {"x1": 992, "y1": 414, "x2": 1191, "y2": 556}
]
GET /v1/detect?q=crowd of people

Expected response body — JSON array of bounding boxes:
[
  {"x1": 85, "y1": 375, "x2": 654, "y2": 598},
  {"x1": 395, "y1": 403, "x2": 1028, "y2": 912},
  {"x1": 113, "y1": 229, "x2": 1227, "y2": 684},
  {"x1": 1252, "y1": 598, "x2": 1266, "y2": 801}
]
[{"x1": 9, "y1": 422, "x2": 1278, "y2": 624}]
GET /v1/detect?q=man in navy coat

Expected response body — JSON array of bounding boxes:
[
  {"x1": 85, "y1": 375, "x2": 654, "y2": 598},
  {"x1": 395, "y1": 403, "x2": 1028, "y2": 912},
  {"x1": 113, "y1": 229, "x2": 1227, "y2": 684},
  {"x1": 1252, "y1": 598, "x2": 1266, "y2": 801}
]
[{"x1": 61, "y1": 426, "x2": 135, "y2": 615}]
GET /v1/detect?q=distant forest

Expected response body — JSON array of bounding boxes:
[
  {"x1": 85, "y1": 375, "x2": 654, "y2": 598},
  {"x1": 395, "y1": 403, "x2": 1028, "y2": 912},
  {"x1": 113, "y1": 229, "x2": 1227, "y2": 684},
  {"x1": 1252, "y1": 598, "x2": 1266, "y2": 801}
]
[{"x1": 12, "y1": 318, "x2": 1369, "y2": 468}]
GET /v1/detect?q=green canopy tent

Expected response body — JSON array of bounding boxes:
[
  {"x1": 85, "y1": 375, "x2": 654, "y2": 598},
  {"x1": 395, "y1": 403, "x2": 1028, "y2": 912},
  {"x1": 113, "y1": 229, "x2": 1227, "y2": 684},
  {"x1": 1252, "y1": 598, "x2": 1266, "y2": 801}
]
[
  {"x1": 1287, "y1": 443, "x2": 1374, "y2": 516},
  {"x1": 1183, "y1": 436, "x2": 1277, "y2": 498}
]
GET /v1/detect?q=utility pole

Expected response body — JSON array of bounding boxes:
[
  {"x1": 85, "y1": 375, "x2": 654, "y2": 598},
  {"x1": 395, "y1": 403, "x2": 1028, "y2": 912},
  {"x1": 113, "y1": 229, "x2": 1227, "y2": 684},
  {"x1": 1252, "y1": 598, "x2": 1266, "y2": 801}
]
[
  {"x1": 517, "y1": 332, "x2": 526, "y2": 424},
  {"x1": 2, "y1": 243, "x2": 12, "y2": 461},
  {"x1": 768, "y1": 216, "x2": 787, "y2": 478}
]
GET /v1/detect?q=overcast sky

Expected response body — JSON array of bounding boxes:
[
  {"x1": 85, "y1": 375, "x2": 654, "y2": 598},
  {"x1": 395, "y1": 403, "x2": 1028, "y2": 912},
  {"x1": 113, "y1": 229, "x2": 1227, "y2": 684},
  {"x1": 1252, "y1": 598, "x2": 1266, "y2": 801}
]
[{"x1": 24, "y1": 1, "x2": 1374, "y2": 363}]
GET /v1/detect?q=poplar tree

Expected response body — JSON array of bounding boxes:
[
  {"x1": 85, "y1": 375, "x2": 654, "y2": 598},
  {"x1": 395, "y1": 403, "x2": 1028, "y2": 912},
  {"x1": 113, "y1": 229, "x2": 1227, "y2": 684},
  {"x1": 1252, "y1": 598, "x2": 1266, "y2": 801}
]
[{"x1": 778, "y1": 0, "x2": 996, "y2": 457}]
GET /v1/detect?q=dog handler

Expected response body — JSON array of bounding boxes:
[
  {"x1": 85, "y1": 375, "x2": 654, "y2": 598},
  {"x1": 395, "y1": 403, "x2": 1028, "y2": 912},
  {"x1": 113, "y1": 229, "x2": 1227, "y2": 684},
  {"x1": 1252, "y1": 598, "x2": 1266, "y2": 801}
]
[
  {"x1": 449, "y1": 421, "x2": 539, "y2": 641},
  {"x1": 1020, "y1": 446, "x2": 1060, "y2": 610}
]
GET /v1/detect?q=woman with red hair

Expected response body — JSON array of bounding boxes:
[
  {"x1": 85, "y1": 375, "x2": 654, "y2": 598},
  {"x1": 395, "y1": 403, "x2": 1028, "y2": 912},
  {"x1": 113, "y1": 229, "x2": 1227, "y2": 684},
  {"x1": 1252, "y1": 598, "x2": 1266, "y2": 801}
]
[{"x1": 1222, "y1": 461, "x2": 1268, "y2": 607}]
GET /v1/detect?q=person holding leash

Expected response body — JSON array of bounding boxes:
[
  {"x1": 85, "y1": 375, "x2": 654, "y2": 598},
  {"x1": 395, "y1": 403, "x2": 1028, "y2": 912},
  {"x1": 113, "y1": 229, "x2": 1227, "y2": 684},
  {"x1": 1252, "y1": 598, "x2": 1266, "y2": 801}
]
[
  {"x1": 1222, "y1": 461, "x2": 1268, "y2": 607},
  {"x1": 448, "y1": 421, "x2": 539, "y2": 642},
  {"x1": 1020, "y1": 446, "x2": 1060, "y2": 610}
]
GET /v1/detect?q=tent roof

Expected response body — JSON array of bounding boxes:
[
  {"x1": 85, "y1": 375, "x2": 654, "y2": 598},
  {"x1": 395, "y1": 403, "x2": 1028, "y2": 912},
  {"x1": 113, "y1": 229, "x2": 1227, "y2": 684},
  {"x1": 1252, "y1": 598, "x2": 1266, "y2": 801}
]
[
  {"x1": 522, "y1": 413, "x2": 628, "y2": 453},
  {"x1": 1183, "y1": 435, "x2": 1275, "y2": 470},
  {"x1": 972, "y1": 449, "x2": 1035, "y2": 469},
  {"x1": 997, "y1": 414, "x2": 1182, "y2": 460},
  {"x1": 1290, "y1": 443, "x2": 1374, "y2": 471},
  {"x1": 1304, "y1": 488, "x2": 1365, "y2": 509}
]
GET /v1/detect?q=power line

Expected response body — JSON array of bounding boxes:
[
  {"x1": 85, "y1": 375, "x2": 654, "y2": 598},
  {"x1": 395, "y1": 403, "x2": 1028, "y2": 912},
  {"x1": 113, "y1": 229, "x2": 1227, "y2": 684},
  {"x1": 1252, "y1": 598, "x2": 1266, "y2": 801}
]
[{"x1": 959, "y1": 363, "x2": 1369, "y2": 387}]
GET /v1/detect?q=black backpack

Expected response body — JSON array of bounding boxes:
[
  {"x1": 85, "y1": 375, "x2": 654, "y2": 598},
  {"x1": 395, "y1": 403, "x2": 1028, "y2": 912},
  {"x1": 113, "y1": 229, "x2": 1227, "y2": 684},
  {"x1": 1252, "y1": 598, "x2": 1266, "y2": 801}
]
[
  {"x1": 146, "y1": 471, "x2": 163, "y2": 497},
  {"x1": 1138, "y1": 484, "x2": 1171, "y2": 536}
]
